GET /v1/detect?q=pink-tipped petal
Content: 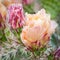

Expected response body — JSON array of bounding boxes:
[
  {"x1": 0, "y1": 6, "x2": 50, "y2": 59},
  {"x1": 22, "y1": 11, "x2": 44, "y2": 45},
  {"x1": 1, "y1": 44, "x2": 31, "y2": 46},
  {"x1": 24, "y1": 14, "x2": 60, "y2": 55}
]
[{"x1": 7, "y1": 4, "x2": 25, "y2": 29}]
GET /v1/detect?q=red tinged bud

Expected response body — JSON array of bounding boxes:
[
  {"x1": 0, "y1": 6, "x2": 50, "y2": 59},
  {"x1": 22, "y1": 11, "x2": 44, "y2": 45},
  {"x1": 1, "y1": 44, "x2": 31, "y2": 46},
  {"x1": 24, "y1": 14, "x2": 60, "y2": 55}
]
[{"x1": 7, "y1": 4, "x2": 25, "y2": 29}]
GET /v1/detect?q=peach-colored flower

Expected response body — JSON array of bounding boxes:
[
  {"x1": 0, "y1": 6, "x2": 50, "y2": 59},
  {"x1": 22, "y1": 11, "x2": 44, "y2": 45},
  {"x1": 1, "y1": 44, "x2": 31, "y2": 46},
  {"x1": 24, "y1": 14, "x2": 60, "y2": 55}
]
[
  {"x1": 0, "y1": 3, "x2": 7, "y2": 29},
  {"x1": 2, "y1": 0, "x2": 21, "y2": 7},
  {"x1": 21, "y1": 9, "x2": 58, "y2": 50},
  {"x1": 0, "y1": 3, "x2": 7, "y2": 22},
  {"x1": 0, "y1": 13, "x2": 4, "y2": 29}
]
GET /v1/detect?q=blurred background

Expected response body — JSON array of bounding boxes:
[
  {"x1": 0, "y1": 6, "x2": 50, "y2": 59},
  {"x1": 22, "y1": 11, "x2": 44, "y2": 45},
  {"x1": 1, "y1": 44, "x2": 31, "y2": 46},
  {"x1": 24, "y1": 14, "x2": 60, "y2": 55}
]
[{"x1": 0, "y1": 0, "x2": 60, "y2": 60}]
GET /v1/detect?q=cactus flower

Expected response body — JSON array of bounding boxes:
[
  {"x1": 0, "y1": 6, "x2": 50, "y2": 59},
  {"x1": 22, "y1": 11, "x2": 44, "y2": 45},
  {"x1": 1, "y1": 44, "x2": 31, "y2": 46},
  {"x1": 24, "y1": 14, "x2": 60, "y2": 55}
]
[
  {"x1": 7, "y1": 4, "x2": 25, "y2": 29},
  {"x1": 21, "y1": 9, "x2": 57, "y2": 50},
  {"x1": 0, "y1": 12, "x2": 6, "y2": 29},
  {"x1": 2, "y1": 0, "x2": 21, "y2": 7},
  {"x1": 0, "y1": 3, "x2": 7, "y2": 21}
]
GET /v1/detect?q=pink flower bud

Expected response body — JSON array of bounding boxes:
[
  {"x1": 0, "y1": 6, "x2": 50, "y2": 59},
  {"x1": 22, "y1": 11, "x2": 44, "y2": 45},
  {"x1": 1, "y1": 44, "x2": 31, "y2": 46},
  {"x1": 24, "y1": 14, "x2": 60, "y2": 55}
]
[{"x1": 7, "y1": 4, "x2": 25, "y2": 29}]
